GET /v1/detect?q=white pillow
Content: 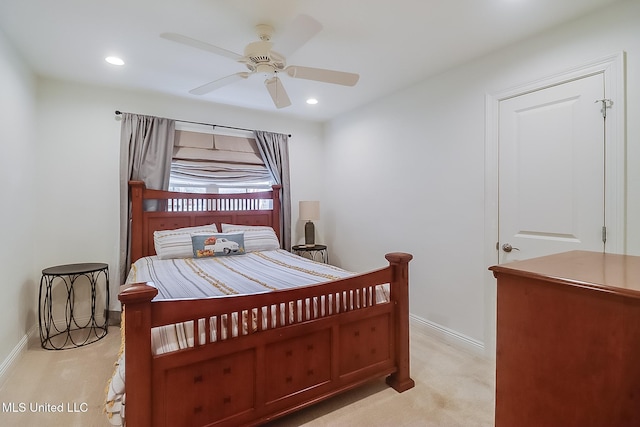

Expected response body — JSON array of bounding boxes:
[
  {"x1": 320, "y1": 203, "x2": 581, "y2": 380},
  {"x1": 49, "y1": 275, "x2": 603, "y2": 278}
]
[
  {"x1": 153, "y1": 224, "x2": 219, "y2": 259},
  {"x1": 221, "y1": 224, "x2": 280, "y2": 252}
]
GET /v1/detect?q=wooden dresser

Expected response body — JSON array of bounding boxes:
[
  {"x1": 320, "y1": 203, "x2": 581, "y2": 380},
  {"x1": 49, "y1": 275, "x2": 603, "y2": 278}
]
[{"x1": 489, "y1": 251, "x2": 640, "y2": 427}]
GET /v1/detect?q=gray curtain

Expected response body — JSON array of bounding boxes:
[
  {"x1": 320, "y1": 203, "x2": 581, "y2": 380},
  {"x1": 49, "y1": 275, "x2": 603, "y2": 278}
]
[
  {"x1": 254, "y1": 130, "x2": 292, "y2": 250},
  {"x1": 118, "y1": 113, "x2": 175, "y2": 283}
]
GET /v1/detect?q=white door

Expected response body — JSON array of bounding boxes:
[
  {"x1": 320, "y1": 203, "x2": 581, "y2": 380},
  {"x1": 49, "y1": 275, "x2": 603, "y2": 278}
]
[{"x1": 498, "y1": 73, "x2": 606, "y2": 263}]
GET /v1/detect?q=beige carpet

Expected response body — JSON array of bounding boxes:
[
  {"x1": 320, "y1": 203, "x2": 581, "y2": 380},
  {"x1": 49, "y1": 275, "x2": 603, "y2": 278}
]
[
  {"x1": 0, "y1": 326, "x2": 122, "y2": 427},
  {"x1": 0, "y1": 321, "x2": 494, "y2": 426}
]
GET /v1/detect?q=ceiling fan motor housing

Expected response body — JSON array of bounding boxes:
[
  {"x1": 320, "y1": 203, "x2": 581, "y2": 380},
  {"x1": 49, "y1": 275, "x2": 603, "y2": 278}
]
[{"x1": 244, "y1": 41, "x2": 285, "y2": 73}]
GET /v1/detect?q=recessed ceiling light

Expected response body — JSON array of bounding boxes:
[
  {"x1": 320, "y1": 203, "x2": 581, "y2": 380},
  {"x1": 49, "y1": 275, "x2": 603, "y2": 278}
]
[
  {"x1": 306, "y1": 98, "x2": 318, "y2": 105},
  {"x1": 105, "y1": 56, "x2": 124, "y2": 66}
]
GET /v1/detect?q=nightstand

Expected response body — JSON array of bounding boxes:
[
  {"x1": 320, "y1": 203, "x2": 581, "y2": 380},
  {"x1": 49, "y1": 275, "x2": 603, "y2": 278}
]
[{"x1": 292, "y1": 244, "x2": 329, "y2": 264}]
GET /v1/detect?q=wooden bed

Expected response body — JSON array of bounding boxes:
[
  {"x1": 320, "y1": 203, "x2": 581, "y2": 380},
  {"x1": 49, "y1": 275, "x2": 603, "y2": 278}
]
[{"x1": 118, "y1": 180, "x2": 414, "y2": 426}]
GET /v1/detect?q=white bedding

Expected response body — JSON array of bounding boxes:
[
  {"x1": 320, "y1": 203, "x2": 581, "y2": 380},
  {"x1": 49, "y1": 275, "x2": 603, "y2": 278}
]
[{"x1": 106, "y1": 250, "x2": 389, "y2": 425}]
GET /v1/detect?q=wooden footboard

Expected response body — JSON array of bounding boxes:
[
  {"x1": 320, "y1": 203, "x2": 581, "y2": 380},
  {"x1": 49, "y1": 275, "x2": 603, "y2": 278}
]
[{"x1": 119, "y1": 252, "x2": 413, "y2": 427}]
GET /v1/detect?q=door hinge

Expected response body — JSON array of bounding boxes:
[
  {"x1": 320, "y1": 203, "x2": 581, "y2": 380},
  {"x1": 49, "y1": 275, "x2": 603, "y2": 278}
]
[
  {"x1": 602, "y1": 226, "x2": 607, "y2": 244},
  {"x1": 595, "y1": 99, "x2": 613, "y2": 119}
]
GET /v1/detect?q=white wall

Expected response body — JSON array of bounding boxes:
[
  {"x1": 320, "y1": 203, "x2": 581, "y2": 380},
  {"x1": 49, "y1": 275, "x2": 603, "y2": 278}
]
[
  {"x1": 35, "y1": 79, "x2": 325, "y2": 313},
  {"x1": 3, "y1": 0, "x2": 639, "y2": 369},
  {"x1": 0, "y1": 28, "x2": 37, "y2": 367},
  {"x1": 323, "y1": 0, "x2": 640, "y2": 354}
]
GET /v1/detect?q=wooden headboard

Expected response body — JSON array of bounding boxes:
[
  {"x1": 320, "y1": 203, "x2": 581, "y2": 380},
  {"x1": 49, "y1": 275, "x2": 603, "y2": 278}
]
[{"x1": 129, "y1": 181, "x2": 282, "y2": 263}]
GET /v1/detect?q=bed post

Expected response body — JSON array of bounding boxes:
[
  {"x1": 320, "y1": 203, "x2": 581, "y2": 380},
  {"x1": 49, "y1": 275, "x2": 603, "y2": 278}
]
[
  {"x1": 129, "y1": 181, "x2": 146, "y2": 263},
  {"x1": 118, "y1": 283, "x2": 158, "y2": 427},
  {"x1": 384, "y1": 252, "x2": 415, "y2": 392}
]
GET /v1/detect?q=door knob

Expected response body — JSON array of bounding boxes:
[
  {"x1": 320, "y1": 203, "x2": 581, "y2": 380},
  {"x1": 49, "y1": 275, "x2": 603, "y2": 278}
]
[{"x1": 502, "y1": 243, "x2": 520, "y2": 253}]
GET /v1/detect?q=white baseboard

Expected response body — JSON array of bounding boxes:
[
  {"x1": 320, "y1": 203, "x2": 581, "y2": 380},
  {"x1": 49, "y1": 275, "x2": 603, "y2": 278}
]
[
  {"x1": 0, "y1": 324, "x2": 39, "y2": 388},
  {"x1": 410, "y1": 314, "x2": 486, "y2": 356}
]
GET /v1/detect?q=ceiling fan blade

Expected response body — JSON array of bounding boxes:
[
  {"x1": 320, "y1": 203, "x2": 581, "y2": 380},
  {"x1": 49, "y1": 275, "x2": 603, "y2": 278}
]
[
  {"x1": 189, "y1": 72, "x2": 251, "y2": 95},
  {"x1": 264, "y1": 76, "x2": 291, "y2": 109},
  {"x1": 285, "y1": 65, "x2": 359, "y2": 86},
  {"x1": 273, "y1": 14, "x2": 323, "y2": 57},
  {"x1": 160, "y1": 32, "x2": 243, "y2": 61}
]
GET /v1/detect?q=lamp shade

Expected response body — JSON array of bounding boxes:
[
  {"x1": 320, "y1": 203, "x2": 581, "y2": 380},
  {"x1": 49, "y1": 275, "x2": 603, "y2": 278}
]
[{"x1": 299, "y1": 201, "x2": 320, "y2": 221}]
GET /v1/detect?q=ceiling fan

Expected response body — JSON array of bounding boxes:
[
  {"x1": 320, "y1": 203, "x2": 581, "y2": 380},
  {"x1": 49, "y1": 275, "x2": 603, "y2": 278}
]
[{"x1": 160, "y1": 14, "x2": 359, "y2": 109}]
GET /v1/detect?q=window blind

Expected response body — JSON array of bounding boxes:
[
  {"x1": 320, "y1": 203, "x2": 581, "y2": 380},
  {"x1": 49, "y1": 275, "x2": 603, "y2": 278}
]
[{"x1": 170, "y1": 130, "x2": 272, "y2": 184}]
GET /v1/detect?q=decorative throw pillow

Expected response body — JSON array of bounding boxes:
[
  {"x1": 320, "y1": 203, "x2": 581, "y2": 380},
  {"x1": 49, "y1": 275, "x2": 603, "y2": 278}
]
[
  {"x1": 191, "y1": 233, "x2": 245, "y2": 258},
  {"x1": 153, "y1": 224, "x2": 219, "y2": 259},
  {"x1": 220, "y1": 224, "x2": 280, "y2": 252}
]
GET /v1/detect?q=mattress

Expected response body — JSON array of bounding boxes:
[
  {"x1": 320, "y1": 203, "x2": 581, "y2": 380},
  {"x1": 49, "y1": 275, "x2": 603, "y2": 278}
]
[{"x1": 105, "y1": 250, "x2": 389, "y2": 425}]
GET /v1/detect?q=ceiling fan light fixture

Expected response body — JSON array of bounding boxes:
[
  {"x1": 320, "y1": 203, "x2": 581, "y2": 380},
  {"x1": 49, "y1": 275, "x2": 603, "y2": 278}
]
[{"x1": 256, "y1": 63, "x2": 275, "y2": 75}]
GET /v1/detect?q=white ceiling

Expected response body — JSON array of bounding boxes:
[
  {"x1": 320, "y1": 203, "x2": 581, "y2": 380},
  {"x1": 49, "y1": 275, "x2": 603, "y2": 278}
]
[{"x1": 0, "y1": 0, "x2": 624, "y2": 122}]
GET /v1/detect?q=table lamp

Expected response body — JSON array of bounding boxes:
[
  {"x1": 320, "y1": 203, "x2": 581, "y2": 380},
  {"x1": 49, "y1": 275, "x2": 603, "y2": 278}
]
[{"x1": 299, "y1": 201, "x2": 320, "y2": 247}]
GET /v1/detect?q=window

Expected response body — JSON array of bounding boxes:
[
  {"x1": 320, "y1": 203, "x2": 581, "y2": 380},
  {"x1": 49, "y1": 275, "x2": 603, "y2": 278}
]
[{"x1": 168, "y1": 124, "x2": 274, "y2": 209}]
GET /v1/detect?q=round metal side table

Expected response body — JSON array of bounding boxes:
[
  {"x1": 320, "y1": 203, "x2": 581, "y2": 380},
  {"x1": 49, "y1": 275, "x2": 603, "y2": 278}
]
[{"x1": 38, "y1": 263, "x2": 109, "y2": 350}]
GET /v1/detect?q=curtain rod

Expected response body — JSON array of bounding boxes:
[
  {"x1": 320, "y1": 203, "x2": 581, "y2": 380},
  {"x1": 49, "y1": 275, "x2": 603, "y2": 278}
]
[{"x1": 114, "y1": 110, "x2": 291, "y2": 138}]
